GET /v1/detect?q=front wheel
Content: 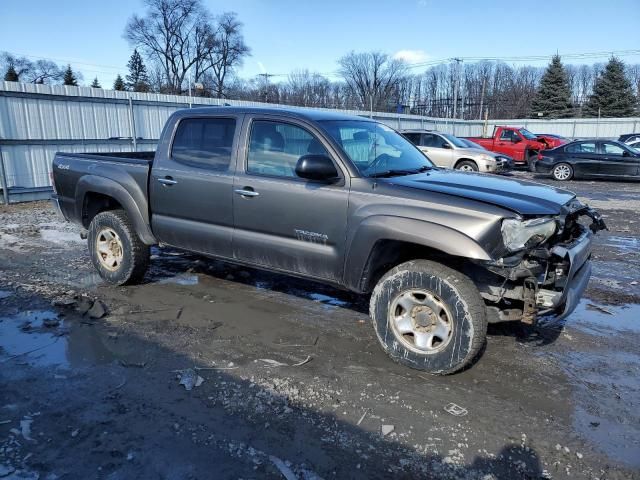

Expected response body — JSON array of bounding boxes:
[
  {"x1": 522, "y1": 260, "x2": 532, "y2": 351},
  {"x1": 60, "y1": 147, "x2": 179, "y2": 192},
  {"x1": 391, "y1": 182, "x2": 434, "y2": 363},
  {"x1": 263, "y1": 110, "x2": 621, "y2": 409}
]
[
  {"x1": 369, "y1": 260, "x2": 487, "y2": 375},
  {"x1": 552, "y1": 163, "x2": 573, "y2": 181},
  {"x1": 88, "y1": 209, "x2": 150, "y2": 285},
  {"x1": 456, "y1": 160, "x2": 478, "y2": 172}
]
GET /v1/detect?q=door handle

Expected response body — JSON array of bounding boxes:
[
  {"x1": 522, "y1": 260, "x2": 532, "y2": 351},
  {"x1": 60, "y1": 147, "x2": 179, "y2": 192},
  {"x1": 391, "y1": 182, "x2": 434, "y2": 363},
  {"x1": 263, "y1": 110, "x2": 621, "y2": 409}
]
[
  {"x1": 234, "y1": 188, "x2": 259, "y2": 197},
  {"x1": 157, "y1": 177, "x2": 177, "y2": 186}
]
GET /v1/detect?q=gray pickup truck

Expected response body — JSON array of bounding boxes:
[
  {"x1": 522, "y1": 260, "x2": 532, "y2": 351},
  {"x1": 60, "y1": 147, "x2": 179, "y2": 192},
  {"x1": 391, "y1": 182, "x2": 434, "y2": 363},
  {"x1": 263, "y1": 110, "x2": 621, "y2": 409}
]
[{"x1": 51, "y1": 107, "x2": 606, "y2": 374}]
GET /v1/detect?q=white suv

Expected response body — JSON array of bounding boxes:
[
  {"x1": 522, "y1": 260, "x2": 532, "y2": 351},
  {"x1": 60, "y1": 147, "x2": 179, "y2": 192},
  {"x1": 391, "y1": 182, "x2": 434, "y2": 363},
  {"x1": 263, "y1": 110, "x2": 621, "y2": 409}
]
[{"x1": 402, "y1": 130, "x2": 509, "y2": 173}]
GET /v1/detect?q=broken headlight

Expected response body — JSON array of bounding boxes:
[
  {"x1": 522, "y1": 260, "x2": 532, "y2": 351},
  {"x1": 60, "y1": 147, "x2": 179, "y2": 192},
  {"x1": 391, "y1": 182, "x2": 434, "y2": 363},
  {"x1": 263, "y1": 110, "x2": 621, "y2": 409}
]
[{"x1": 501, "y1": 217, "x2": 557, "y2": 252}]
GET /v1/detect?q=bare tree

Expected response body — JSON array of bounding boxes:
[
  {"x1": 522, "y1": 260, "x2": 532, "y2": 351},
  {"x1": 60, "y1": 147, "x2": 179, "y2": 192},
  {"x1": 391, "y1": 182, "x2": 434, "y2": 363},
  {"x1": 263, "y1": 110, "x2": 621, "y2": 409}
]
[
  {"x1": 124, "y1": 0, "x2": 216, "y2": 94},
  {"x1": 205, "y1": 12, "x2": 250, "y2": 98},
  {"x1": 26, "y1": 60, "x2": 63, "y2": 84},
  {"x1": 338, "y1": 51, "x2": 408, "y2": 111},
  {"x1": 284, "y1": 70, "x2": 331, "y2": 107},
  {"x1": 1, "y1": 52, "x2": 33, "y2": 80}
]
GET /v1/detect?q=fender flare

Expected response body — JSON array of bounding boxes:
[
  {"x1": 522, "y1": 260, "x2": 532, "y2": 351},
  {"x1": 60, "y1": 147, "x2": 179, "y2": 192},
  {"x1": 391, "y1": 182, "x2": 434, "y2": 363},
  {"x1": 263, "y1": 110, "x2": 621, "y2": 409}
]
[
  {"x1": 75, "y1": 175, "x2": 157, "y2": 245},
  {"x1": 343, "y1": 215, "x2": 492, "y2": 292}
]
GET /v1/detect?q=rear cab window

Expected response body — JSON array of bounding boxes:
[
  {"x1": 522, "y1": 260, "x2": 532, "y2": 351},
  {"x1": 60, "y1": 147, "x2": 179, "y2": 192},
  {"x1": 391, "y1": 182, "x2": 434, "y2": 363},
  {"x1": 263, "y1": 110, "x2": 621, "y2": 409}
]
[{"x1": 171, "y1": 117, "x2": 236, "y2": 170}]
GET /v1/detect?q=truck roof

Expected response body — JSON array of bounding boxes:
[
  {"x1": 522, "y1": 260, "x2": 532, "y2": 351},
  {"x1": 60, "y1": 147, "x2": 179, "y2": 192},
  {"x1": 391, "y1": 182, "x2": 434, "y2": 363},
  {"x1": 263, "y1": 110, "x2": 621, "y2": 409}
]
[{"x1": 183, "y1": 106, "x2": 374, "y2": 122}]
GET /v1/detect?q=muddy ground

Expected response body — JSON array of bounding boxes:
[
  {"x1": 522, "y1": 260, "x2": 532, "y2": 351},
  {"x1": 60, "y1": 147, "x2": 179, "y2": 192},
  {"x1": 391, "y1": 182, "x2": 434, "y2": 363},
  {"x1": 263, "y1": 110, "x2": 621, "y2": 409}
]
[{"x1": 1, "y1": 172, "x2": 639, "y2": 479}]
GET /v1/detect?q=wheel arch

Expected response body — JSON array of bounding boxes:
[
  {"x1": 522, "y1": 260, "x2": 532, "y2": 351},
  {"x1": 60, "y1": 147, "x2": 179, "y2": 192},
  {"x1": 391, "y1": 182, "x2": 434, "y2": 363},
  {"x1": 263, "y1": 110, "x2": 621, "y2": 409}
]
[
  {"x1": 76, "y1": 175, "x2": 157, "y2": 245},
  {"x1": 343, "y1": 216, "x2": 492, "y2": 293},
  {"x1": 454, "y1": 158, "x2": 478, "y2": 170}
]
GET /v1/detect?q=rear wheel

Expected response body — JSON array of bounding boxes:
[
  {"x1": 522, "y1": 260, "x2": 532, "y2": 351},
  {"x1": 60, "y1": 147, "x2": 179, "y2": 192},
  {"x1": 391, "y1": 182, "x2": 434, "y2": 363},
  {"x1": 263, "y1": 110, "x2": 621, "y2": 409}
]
[
  {"x1": 456, "y1": 160, "x2": 478, "y2": 172},
  {"x1": 88, "y1": 209, "x2": 150, "y2": 285},
  {"x1": 552, "y1": 163, "x2": 573, "y2": 181},
  {"x1": 369, "y1": 260, "x2": 487, "y2": 375}
]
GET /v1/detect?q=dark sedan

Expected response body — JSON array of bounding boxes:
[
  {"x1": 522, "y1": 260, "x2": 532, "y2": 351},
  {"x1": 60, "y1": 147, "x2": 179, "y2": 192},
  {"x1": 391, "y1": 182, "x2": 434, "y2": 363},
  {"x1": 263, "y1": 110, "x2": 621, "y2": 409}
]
[{"x1": 533, "y1": 139, "x2": 640, "y2": 181}]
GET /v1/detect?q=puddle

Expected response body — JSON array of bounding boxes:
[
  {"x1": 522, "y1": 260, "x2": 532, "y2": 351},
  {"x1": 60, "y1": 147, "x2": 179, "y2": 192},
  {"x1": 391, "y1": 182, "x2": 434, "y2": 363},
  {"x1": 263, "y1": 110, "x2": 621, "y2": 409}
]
[
  {"x1": 307, "y1": 293, "x2": 350, "y2": 307},
  {"x1": 565, "y1": 349, "x2": 640, "y2": 468},
  {"x1": 0, "y1": 310, "x2": 69, "y2": 367},
  {"x1": 0, "y1": 310, "x2": 115, "y2": 368},
  {"x1": 157, "y1": 273, "x2": 199, "y2": 286},
  {"x1": 602, "y1": 236, "x2": 640, "y2": 254},
  {"x1": 562, "y1": 300, "x2": 640, "y2": 335}
]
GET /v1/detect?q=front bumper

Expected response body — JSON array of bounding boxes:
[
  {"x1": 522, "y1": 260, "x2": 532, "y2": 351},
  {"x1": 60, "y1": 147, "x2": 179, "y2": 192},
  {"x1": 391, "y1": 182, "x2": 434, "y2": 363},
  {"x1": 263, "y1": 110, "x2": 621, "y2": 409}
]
[
  {"x1": 536, "y1": 227, "x2": 594, "y2": 319},
  {"x1": 483, "y1": 158, "x2": 511, "y2": 173}
]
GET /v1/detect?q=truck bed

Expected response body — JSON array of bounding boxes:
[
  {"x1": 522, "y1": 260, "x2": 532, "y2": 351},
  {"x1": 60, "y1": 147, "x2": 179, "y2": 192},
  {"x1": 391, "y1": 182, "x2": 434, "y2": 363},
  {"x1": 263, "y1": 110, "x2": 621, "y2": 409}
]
[
  {"x1": 56, "y1": 151, "x2": 155, "y2": 164},
  {"x1": 52, "y1": 151, "x2": 155, "y2": 236}
]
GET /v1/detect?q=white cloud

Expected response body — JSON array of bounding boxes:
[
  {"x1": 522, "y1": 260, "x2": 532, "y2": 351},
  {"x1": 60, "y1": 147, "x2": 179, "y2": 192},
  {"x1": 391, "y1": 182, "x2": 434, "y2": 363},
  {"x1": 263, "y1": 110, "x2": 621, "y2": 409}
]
[{"x1": 393, "y1": 50, "x2": 429, "y2": 64}]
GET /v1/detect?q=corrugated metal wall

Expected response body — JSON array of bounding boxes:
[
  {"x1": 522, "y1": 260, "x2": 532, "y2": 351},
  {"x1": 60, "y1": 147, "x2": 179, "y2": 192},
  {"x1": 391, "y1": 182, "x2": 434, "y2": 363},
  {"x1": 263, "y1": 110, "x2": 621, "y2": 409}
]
[{"x1": 1, "y1": 80, "x2": 639, "y2": 201}]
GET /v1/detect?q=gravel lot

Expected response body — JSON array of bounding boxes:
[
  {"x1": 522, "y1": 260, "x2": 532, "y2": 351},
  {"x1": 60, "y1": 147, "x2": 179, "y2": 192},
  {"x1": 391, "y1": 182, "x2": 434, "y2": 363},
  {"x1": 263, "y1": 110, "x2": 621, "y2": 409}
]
[{"x1": 1, "y1": 171, "x2": 639, "y2": 479}]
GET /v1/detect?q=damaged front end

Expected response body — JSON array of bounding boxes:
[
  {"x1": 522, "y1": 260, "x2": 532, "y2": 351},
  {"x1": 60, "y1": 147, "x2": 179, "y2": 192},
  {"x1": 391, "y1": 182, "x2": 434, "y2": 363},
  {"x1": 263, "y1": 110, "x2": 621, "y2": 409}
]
[{"x1": 471, "y1": 201, "x2": 607, "y2": 324}]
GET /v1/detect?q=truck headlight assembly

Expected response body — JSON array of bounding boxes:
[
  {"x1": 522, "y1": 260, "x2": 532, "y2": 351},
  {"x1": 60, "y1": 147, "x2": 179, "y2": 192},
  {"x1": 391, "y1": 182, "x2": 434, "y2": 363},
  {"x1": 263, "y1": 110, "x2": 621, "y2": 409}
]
[{"x1": 501, "y1": 217, "x2": 557, "y2": 252}]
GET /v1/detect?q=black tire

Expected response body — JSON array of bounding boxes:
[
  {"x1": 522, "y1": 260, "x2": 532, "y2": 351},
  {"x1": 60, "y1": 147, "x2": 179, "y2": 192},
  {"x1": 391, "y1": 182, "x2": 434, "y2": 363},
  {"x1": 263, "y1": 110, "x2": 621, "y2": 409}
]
[
  {"x1": 369, "y1": 260, "x2": 487, "y2": 375},
  {"x1": 455, "y1": 160, "x2": 478, "y2": 172},
  {"x1": 88, "y1": 209, "x2": 150, "y2": 285},
  {"x1": 551, "y1": 163, "x2": 573, "y2": 181},
  {"x1": 527, "y1": 153, "x2": 537, "y2": 172}
]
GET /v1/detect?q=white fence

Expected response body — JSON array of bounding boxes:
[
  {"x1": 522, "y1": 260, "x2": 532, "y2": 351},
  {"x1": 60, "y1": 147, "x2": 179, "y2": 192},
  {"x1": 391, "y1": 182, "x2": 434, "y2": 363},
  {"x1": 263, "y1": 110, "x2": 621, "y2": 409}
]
[{"x1": 1, "y1": 80, "x2": 639, "y2": 203}]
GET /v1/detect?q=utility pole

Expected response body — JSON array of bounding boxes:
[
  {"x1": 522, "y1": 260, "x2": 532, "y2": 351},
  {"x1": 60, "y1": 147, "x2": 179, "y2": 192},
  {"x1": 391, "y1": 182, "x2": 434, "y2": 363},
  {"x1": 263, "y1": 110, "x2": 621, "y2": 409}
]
[
  {"x1": 478, "y1": 77, "x2": 486, "y2": 120},
  {"x1": 258, "y1": 73, "x2": 275, "y2": 103},
  {"x1": 451, "y1": 58, "x2": 462, "y2": 120}
]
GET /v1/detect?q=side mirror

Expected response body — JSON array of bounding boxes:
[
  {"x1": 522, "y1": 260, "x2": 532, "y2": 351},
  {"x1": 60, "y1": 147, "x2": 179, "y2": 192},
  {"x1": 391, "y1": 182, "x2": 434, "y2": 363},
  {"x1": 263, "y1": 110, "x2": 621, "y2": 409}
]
[
  {"x1": 295, "y1": 154, "x2": 339, "y2": 182},
  {"x1": 622, "y1": 150, "x2": 630, "y2": 157},
  {"x1": 441, "y1": 142, "x2": 452, "y2": 149},
  {"x1": 512, "y1": 137, "x2": 522, "y2": 143}
]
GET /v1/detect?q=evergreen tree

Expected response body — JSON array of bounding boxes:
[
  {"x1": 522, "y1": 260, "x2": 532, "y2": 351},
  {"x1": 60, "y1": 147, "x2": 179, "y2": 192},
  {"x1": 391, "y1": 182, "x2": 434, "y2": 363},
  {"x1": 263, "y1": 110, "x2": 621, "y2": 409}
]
[
  {"x1": 63, "y1": 65, "x2": 78, "y2": 86},
  {"x1": 4, "y1": 64, "x2": 19, "y2": 81},
  {"x1": 90, "y1": 77, "x2": 102, "y2": 88},
  {"x1": 584, "y1": 57, "x2": 637, "y2": 117},
  {"x1": 530, "y1": 55, "x2": 573, "y2": 118},
  {"x1": 125, "y1": 49, "x2": 150, "y2": 92},
  {"x1": 113, "y1": 74, "x2": 126, "y2": 91}
]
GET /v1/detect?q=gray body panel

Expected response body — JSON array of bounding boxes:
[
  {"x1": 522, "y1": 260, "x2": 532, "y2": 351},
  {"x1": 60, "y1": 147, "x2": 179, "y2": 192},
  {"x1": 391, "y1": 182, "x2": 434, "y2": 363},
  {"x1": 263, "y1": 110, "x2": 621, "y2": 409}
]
[{"x1": 52, "y1": 106, "x2": 582, "y2": 295}]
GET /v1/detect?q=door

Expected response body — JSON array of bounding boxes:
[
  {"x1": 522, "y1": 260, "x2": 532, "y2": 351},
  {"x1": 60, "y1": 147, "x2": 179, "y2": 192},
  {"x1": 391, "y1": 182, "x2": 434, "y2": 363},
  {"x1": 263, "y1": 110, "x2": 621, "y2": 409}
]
[
  {"x1": 418, "y1": 133, "x2": 454, "y2": 167},
  {"x1": 150, "y1": 115, "x2": 241, "y2": 257},
  {"x1": 494, "y1": 129, "x2": 521, "y2": 158},
  {"x1": 232, "y1": 117, "x2": 350, "y2": 282},
  {"x1": 598, "y1": 142, "x2": 640, "y2": 177},
  {"x1": 563, "y1": 141, "x2": 600, "y2": 177}
]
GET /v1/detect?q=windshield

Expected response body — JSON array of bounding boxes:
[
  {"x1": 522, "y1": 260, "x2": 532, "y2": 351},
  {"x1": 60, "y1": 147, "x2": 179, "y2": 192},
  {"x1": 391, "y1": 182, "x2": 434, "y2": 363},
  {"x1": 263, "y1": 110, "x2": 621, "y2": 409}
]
[
  {"x1": 460, "y1": 138, "x2": 487, "y2": 150},
  {"x1": 519, "y1": 128, "x2": 538, "y2": 140},
  {"x1": 441, "y1": 134, "x2": 469, "y2": 148},
  {"x1": 319, "y1": 120, "x2": 434, "y2": 177}
]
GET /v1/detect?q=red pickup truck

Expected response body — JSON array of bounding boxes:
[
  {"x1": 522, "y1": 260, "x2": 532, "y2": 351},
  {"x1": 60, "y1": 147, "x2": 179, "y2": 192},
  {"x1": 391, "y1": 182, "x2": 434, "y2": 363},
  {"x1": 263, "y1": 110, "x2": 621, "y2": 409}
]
[{"x1": 465, "y1": 126, "x2": 566, "y2": 167}]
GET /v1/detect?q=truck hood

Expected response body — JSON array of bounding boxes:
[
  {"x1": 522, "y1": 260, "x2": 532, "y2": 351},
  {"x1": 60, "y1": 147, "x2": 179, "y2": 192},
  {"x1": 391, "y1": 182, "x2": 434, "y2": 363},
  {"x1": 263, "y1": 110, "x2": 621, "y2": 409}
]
[{"x1": 387, "y1": 170, "x2": 576, "y2": 216}]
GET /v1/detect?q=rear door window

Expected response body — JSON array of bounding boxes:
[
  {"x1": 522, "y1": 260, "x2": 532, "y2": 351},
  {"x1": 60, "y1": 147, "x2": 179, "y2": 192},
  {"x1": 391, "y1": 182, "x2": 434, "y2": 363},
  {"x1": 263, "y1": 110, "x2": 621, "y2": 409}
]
[
  {"x1": 172, "y1": 117, "x2": 236, "y2": 170},
  {"x1": 566, "y1": 142, "x2": 596, "y2": 154},
  {"x1": 421, "y1": 134, "x2": 440, "y2": 147},
  {"x1": 403, "y1": 133, "x2": 420, "y2": 145}
]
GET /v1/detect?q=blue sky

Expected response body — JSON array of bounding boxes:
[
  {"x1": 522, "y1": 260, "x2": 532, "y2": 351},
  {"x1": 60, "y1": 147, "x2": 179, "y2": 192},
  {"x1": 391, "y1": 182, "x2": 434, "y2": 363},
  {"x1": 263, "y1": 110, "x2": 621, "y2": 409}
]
[{"x1": 1, "y1": 0, "x2": 639, "y2": 87}]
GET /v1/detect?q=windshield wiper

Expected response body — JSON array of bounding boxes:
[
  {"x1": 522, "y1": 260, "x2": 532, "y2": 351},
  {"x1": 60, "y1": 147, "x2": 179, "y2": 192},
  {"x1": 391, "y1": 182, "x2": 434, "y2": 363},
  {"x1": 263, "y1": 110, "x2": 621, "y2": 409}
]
[{"x1": 368, "y1": 165, "x2": 432, "y2": 178}]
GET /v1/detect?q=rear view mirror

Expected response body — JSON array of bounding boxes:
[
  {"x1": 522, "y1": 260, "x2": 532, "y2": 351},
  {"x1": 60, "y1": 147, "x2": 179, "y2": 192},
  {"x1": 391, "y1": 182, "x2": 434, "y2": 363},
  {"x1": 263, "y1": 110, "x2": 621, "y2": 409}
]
[
  {"x1": 442, "y1": 142, "x2": 452, "y2": 149},
  {"x1": 513, "y1": 137, "x2": 522, "y2": 143},
  {"x1": 296, "y1": 154, "x2": 339, "y2": 182}
]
